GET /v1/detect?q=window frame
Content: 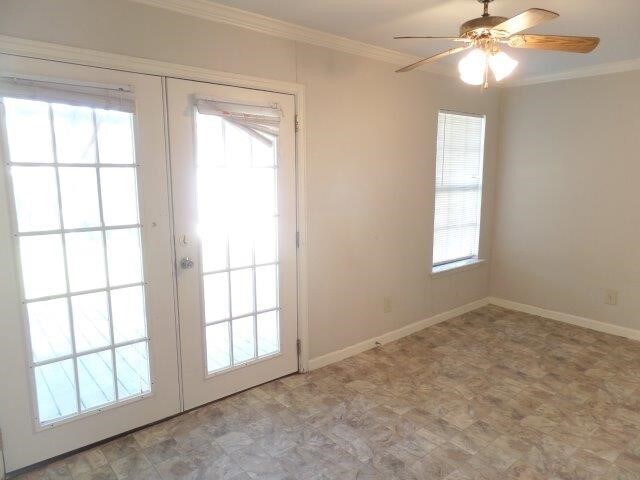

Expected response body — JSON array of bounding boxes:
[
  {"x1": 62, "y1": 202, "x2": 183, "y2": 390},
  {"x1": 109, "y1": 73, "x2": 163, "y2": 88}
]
[{"x1": 430, "y1": 109, "x2": 486, "y2": 274}]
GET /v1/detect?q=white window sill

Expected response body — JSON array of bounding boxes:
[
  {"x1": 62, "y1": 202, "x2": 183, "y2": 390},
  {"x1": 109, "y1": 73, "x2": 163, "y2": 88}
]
[{"x1": 431, "y1": 258, "x2": 486, "y2": 278}]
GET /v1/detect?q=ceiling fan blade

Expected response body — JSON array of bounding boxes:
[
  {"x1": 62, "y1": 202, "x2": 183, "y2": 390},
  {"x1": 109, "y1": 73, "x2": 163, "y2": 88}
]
[
  {"x1": 508, "y1": 34, "x2": 600, "y2": 53},
  {"x1": 394, "y1": 35, "x2": 467, "y2": 41},
  {"x1": 492, "y1": 8, "x2": 559, "y2": 36},
  {"x1": 396, "y1": 45, "x2": 471, "y2": 73}
]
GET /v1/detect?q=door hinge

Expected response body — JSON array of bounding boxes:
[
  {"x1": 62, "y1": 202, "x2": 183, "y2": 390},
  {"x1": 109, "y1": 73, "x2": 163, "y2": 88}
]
[
  {"x1": 295, "y1": 115, "x2": 300, "y2": 132},
  {"x1": 296, "y1": 339, "x2": 302, "y2": 356},
  {"x1": 296, "y1": 231, "x2": 300, "y2": 248}
]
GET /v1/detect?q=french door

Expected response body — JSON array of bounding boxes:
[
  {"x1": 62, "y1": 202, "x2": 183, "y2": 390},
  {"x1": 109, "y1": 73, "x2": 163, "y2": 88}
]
[
  {"x1": 0, "y1": 56, "x2": 181, "y2": 471},
  {"x1": 0, "y1": 57, "x2": 300, "y2": 472},
  {"x1": 166, "y1": 79, "x2": 299, "y2": 410}
]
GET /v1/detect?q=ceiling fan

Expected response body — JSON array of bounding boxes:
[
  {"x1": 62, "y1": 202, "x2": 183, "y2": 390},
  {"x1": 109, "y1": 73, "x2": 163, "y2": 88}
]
[{"x1": 394, "y1": 0, "x2": 600, "y2": 87}]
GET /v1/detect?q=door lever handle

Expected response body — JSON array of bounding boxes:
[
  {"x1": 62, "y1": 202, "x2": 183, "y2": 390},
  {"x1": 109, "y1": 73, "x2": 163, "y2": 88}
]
[{"x1": 180, "y1": 257, "x2": 195, "y2": 270}]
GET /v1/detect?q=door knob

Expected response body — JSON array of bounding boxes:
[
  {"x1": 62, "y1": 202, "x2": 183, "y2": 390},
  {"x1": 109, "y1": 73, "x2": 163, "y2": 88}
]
[{"x1": 180, "y1": 257, "x2": 195, "y2": 270}]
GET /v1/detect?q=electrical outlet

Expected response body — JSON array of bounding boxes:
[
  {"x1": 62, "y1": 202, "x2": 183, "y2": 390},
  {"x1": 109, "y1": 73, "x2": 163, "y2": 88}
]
[
  {"x1": 383, "y1": 297, "x2": 392, "y2": 313},
  {"x1": 605, "y1": 289, "x2": 618, "y2": 306}
]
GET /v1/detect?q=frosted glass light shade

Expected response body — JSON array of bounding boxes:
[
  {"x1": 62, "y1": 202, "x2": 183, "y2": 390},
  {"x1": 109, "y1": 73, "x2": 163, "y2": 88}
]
[
  {"x1": 458, "y1": 49, "x2": 487, "y2": 86},
  {"x1": 489, "y1": 51, "x2": 518, "y2": 81}
]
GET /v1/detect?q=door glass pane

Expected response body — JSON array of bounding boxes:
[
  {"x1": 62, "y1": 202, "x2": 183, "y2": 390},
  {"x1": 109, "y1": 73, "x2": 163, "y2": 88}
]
[
  {"x1": 205, "y1": 322, "x2": 230, "y2": 372},
  {"x1": 228, "y1": 222, "x2": 253, "y2": 269},
  {"x1": 19, "y1": 234, "x2": 66, "y2": 299},
  {"x1": 11, "y1": 166, "x2": 60, "y2": 232},
  {"x1": 251, "y1": 136, "x2": 276, "y2": 167},
  {"x1": 106, "y1": 228, "x2": 143, "y2": 286},
  {"x1": 34, "y1": 360, "x2": 77, "y2": 423},
  {"x1": 200, "y1": 228, "x2": 227, "y2": 272},
  {"x1": 27, "y1": 299, "x2": 72, "y2": 363},
  {"x1": 230, "y1": 268, "x2": 253, "y2": 318},
  {"x1": 255, "y1": 265, "x2": 277, "y2": 311},
  {"x1": 203, "y1": 273, "x2": 229, "y2": 323},
  {"x1": 3, "y1": 98, "x2": 53, "y2": 164},
  {"x1": 52, "y1": 104, "x2": 96, "y2": 164},
  {"x1": 100, "y1": 168, "x2": 139, "y2": 226},
  {"x1": 225, "y1": 123, "x2": 251, "y2": 166},
  {"x1": 111, "y1": 286, "x2": 146, "y2": 343},
  {"x1": 58, "y1": 167, "x2": 101, "y2": 229},
  {"x1": 196, "y1": 109, "x2": 282, "y2": 374},
  {"x1": 196, "y1": 114, "x2": 224, "y2": 167},
  {"x1": 3, "y1": 94, "x2": 151, "y2": 425},
  {"x1": 95, "y1": 109, "x2": 135, "y2": 164},
  {"x1": 254, "y1": 216, "x2": 277, "y2": 265},
  {"x1": 197, "y1": 166, "x2": 226, "y2": 219},
  {"x1": 65, "y1": 231, "x2": 106, "y2": 292},
  {"x1": 251, "y1": 168, "x2": 277, "y2": 217},
  {"x1": 71, "y1": 292, "x2": 111, "y2": 353},
  {"x1": 232, "y1": 316, "x2": 255, "y2": 364},
  {"x1": 257, "y1": 311, "x2": 279, "y2": 356},
  {"x1": 78, "y1": 351, "x2": 115, "y2": 411},
  {"x1": 115, "y1": 342, "x2": 150, "y2": 400}
]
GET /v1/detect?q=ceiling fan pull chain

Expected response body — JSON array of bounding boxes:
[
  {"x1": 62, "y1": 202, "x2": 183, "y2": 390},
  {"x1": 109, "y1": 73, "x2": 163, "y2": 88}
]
[{"x1": 483, "y1": 54, "x2": 490, "y2": 90}]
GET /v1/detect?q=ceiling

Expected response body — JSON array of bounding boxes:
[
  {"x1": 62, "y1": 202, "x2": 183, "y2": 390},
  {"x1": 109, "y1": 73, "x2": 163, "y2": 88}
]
[{"x1": 209, "y1": 0, "x2": 640, "y2": 82}]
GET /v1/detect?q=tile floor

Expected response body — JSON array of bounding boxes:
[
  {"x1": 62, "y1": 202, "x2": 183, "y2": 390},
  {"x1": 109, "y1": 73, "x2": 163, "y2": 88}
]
[{"x1": 13, "y1": 305, "x2": 640, "y2": 479}]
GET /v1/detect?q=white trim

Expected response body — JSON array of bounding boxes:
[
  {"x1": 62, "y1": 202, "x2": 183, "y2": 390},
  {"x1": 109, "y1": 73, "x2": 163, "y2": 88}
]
[
  {"x1": 308, "y1": 298, "x2": 490, "y2": 370},
  {"x1": 161, "y1": 76, "x2": 185, "y2": 413},
  {"x1": 295, "y1": 92, "x2": 310, "y2": 373},
  {"x1": 128, "y1": 0, "x2": 454, "y2": 77},
  {"x1": 431, "y1": 258, "x2": 486, "y2": 278},
  {"x1": 506, "y1": 57, "x2": 640, "y2": 87},
  {"x1": 0, "y1": 34, "x2": 311, "y2": 384},
  {"x1": 488, "y1": 297, "x2": 640, "y2": 341}
]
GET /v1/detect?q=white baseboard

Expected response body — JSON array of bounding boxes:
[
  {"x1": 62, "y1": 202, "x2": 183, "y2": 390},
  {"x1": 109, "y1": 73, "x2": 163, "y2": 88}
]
[
  {"x1": 307, "y1": 297, "x2": 640, "y2": 372},
  {"x1": 488, "y1": 297, "x2": 640, "y2": 341},
  {"x1": 308, "y1": 298, "x2": 490, "y2": 370}
]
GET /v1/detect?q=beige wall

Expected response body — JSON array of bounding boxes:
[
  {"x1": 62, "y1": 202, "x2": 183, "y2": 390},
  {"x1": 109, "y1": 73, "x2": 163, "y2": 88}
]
[
  {"x1": 0, "y1": 0, "x2": 500, "y2": 358},
  {"x1": 297, "y1": 45, "x2": 498, "y2": 357},
  {"x1": 492, "y1": 71, "x2": 640, "y2": 330}
]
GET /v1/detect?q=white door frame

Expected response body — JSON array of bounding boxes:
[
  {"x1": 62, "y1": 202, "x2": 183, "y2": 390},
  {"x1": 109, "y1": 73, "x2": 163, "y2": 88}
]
[{"x1": 0, "y1": 34, "x2": 311, "y2": 374}]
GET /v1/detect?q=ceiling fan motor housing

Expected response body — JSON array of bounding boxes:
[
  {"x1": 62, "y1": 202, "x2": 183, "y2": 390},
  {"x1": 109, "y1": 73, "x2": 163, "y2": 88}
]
[{"x1": 460, "y1": 15, "x2": 509, "y2": 38}]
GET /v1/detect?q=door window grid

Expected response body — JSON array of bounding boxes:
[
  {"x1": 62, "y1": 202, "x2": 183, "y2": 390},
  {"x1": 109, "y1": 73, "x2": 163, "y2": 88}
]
[
  {"x1": 195, "y1": 113, "x2": 281, "y2": 375},
  {"x1": 1, "y1": 97, "x2": 151, "y2": 426}
]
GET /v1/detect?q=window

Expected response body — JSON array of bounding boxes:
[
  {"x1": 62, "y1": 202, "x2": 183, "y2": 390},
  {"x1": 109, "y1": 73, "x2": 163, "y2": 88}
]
[
  {"x1": 1, "y1": 82, "x2": 151, "y2": 425},
  {"x1": 432, "y1": 110, "x2": 485, "y2": 271},
  {"x1": 195, "y1": 100, "x2": 281, "y2": 374}
]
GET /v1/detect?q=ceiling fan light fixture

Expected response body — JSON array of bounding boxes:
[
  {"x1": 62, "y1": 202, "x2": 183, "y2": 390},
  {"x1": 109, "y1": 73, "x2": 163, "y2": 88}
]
[
  {"x1": 458, "y1": 48, "x2": 487, "y2": 86},
  {"x1": 394, "y1": 1, "x2": 599, "y2": 87},
  {"x1": 489, "y1": 50, "x2": 518, "y2": 81}
]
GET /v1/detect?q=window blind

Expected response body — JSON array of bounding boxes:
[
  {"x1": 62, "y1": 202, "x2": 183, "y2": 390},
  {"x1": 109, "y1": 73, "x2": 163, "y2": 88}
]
[
  {"x1": 195, "y1": 98, "x2": 281, "y2": 146},
  {"x1": 0, "y1": 77, "x2": 135, "y2": 113},
  {"x1": 432, "y1": 110, "x2": 485, "y2": 267}
]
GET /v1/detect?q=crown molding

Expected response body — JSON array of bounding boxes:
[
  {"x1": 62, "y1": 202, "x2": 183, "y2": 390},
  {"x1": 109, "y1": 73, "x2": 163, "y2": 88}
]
[
  {"x1": 505, "y1": 57, "x2": 640, "y2": 87},
  {"x1": 129, "y1": 0, "x2": 455, "y2": 77}
]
